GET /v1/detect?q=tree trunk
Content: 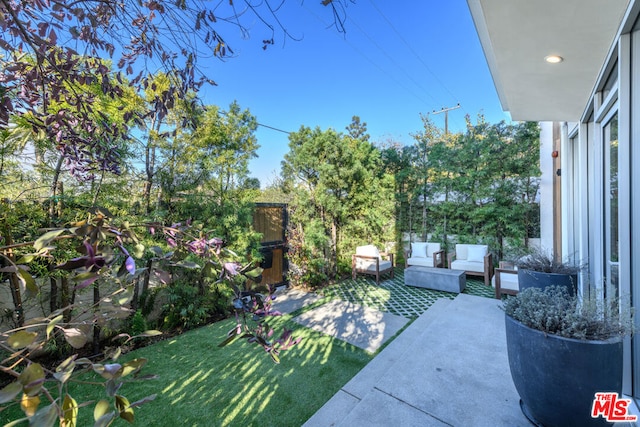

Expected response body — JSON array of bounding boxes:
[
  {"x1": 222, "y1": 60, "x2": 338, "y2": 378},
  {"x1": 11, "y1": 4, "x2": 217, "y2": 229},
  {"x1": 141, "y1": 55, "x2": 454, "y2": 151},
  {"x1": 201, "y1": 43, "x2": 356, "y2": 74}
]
[
  {"x1": 143, "y1": 125, "x2": 158, "y2": 214},
  {"x1": 408, "y1": 201, "x2": 413, "y2": 242},
  {"x1": 49, "y1": 277, "x2": 58, "y2": 313},
  {"x1": 49, "y1": 155, "x2": 65, "y2": 224},
  {"x1": 141, "y1": 259, "x2": 153, "y2": 295},
  {"x1": 93, "y1": 282, "x2": 101, "y2": 354},
  {"x1": 2, "y1": 229, "x2": 24, "y2": 327},
  {"x1": 91, "y1": 170, "x2": 105, "y2": 206},
  {"x1": 331, "y1": 220, "x2": 338, "y2": 279},
  {"x1": 60, "y1": 276, "x2": 72, "y2": 322}
]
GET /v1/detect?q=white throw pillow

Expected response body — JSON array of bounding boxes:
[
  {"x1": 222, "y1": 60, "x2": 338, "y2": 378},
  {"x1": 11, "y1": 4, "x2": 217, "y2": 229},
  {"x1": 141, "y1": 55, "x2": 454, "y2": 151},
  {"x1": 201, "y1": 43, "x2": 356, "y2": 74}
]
[
  {"x1": 411, "y1": 242, "x2": 428, "y2": 258},
  {"x1": 426, "y1": 243, "x2": 441, "y2": 256},
  {"x1": 467, "y1": 246, "x2": 487, "y2": 262},
  {"x1": 357, "y1": 245, "x2": 380, "y2": 259}
]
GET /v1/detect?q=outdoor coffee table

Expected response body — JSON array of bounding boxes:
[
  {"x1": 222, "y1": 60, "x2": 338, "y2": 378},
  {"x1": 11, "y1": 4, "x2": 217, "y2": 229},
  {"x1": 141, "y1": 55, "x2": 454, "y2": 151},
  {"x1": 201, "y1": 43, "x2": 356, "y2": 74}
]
[{"x1": 404, "y1": 266, "x2": 466, "y2": 293}]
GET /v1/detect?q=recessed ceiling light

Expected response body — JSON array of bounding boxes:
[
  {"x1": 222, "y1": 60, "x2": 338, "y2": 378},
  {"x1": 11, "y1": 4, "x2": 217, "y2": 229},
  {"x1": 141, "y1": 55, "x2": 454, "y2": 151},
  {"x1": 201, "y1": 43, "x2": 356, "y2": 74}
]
[{"x1": 545, "y1": 55, "x2": 563, "y2": 64}]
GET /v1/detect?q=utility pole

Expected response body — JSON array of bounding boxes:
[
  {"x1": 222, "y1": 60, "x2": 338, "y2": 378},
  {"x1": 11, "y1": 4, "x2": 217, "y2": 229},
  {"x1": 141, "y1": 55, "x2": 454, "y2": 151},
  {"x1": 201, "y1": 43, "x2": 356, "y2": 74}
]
[{"x1": 431, "y1": 103, "x2": 461, "y2": 135}]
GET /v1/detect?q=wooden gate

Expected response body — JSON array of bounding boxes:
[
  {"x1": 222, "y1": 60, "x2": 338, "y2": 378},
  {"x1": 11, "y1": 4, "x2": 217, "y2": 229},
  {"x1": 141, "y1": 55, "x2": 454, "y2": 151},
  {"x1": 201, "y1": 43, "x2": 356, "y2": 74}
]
[{"x1": 252, "y1": 203, "x2": 288, "y2": 287}]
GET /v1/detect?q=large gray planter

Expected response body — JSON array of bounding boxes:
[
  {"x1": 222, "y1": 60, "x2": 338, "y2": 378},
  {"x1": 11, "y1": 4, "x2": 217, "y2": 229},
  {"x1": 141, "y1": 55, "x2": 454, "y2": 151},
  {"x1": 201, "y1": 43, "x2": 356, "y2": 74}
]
[
  {"x1": 505, "y1": 314, "x2": 623, "y2": 427},
  {"x1": 517, "y1": 269, "x2": 578, "y2": 295}
]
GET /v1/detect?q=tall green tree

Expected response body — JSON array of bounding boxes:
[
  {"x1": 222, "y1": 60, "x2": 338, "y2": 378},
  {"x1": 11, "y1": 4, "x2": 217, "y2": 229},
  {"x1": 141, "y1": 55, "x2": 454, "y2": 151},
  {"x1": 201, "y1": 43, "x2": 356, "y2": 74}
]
[
  {"x1": 411, "y1": 115, "x2": 444, "y2": 240},
  {"x1": 421, "y1": 115, "x2": 540, "y2": 258},
  {"x1": 282, "y1": 119, "x2": 394, "y2": 281}
]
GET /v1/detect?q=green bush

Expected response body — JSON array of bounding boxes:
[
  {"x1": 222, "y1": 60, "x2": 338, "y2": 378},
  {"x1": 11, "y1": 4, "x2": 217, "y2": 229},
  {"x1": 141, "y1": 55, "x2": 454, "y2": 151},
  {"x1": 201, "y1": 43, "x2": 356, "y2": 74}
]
[
  {"x1": 162, "y1": 284, "x2": 208, "y2": 330},
  {"x1": 130, "y1": 310, "x2": 148, "y2": 336}
]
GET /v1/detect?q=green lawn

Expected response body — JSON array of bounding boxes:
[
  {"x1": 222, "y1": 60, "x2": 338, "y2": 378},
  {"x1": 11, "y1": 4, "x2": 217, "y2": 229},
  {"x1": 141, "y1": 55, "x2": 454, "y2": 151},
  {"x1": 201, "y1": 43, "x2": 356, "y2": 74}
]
[{"x1": 1, "y1": 313, "x2": 372, "y2": 427}]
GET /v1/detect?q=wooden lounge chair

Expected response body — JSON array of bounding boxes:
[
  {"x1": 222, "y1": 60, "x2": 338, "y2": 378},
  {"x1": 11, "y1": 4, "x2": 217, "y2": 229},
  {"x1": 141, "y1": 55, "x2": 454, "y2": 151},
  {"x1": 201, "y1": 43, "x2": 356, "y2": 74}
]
[{"x1": 352, "y1": 244, "x2": 394, "y2": 284}]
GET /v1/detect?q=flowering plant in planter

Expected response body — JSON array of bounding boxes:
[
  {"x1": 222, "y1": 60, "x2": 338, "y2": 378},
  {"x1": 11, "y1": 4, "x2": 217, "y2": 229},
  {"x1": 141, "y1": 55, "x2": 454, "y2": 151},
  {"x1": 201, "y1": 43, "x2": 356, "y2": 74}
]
[
  {"x1": 503, "y1": 286, "x2": 633, "y2": 427},
  {"x1": 513, "y1": 250, "x2": 580, "y2": 294},
  {"x1": 514, "y1": 250, "x2": 580, "y2": 275}
]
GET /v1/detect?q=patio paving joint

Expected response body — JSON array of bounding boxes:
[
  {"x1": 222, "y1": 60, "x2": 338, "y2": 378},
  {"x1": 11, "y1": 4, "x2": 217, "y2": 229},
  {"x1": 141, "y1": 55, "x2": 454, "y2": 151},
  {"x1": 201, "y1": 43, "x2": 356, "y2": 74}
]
[{"x1": 373, "y1": 387, "x2": 455, "y2": 426}]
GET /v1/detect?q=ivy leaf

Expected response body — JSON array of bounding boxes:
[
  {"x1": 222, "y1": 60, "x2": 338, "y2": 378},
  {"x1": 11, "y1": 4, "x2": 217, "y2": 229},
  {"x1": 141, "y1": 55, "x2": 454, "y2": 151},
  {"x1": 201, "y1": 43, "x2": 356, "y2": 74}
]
[
  {"x1": 115, "y1": 395, "x2": 134, "y2": 423},
  {"x1": 63, "y1": 328, "x2": 88, "y2": 349},
  {"x1": 54, "y1": 355, "x2": 77, "y2": 384},
  {"x1": 0, "y1": 382, "x2": 22, "y2": 403},
  {"x1": 93, "y1": 399, "x2": 111, "y2": 421},
  {"x1": 94, "y1": 411, "x2": 116, "y2": 427},
  {"x1": 30, "y1": 403, "x2": 58, "y2": 427},
  {"x1": 20, "y1": 393, "x2": 40, "y2": 417},
  {"x1": 93, "y1": 363, "x2": 122, "y2": 380},
  {"x1": 105, "y1": 379, "x2": 122, "y2": 397},
  {"x1": 34, "y1": 229, "x2": 66, "y2": 251},
  {"x1": 18, "y1": 363, "x2": 45, "y2": 396},
  {"x1": 72, "y1": 272, "x2": 100, "y2": 290},
  {"x1": 16, "y1": 267, "x2": 37, "y2": 297},
  {"x1": 16, "y1": 254, "x2": 36, "y2": 263},
  {"x1": 61, "y1": 394, "x2": 78, "y2": 427},
  {"x1": 218, "y1": 324, "x2": 242, "y2": 347},
  {"x1": 117, "y1": 358, "x2": 147, "y2": 378},
  {"x1": 46, "y1": 314, "x2": 64, "y2": 338},
  {"x1": 7, "y1": 331, "x2": 38, "y2": 349},
  {"x1": 116, "y1": 286, "x2": 134, "y2": 305}
]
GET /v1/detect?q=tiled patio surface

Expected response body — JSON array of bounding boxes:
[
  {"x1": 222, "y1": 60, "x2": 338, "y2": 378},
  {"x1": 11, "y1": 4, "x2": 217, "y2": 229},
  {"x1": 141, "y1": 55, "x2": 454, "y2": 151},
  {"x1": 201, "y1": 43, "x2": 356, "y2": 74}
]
[{"x1": 319, "y1": 267, "x2": 495, "y2": 318}]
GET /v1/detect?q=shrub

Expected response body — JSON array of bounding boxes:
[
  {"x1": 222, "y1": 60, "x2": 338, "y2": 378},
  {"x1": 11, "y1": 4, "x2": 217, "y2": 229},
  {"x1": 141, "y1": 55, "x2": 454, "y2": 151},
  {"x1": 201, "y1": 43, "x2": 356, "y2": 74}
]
[
  {"x1": 503, "y1": 286, "x2": 632, "y2": 340},
  {"x1": 130, "y1": 310, "x2": 148, "y2": 337},
  {"x1": 514, "y1": 249, "x2": 580, "y2": 274},
  {"x1": 162, "y1": 283, "x2": 209, "y2": 331}
]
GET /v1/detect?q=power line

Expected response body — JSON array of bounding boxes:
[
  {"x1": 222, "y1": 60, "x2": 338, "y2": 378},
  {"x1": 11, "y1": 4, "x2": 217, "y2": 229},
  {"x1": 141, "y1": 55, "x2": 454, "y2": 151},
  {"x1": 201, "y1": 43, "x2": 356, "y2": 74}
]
[
  {"x1": 258, "y1": 123, "x2": 290, "y2": 134},
  {"x1": 345, "y1": 15, "x2": 439, "y2": 105},
  {"x1": 302, "y1": 2, "x2": 436, "y2": 108},
  {"x1": 219, "y1": 108, "x2": 291, "y2": 134},
  {"x1": 367, "y1": 0, "x2": 463, "y2": 110}
]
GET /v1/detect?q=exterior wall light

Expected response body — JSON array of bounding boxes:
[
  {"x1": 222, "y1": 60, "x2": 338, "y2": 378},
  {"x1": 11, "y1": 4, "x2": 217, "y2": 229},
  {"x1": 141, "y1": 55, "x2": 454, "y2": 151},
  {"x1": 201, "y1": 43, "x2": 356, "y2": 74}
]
[
  {"x1": 551, "y1": 150, "x2": 559, "y2": 158},
  {"x1": 545, "y1": 55, "x2": 564, "y2": 64}
]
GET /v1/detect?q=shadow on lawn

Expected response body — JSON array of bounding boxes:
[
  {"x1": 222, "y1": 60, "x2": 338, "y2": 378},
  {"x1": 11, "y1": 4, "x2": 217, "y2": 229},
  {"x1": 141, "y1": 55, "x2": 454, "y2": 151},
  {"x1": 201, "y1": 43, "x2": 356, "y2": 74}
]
[{"x1": 120, "y1": 314, "x2": 372, "y2": 427}]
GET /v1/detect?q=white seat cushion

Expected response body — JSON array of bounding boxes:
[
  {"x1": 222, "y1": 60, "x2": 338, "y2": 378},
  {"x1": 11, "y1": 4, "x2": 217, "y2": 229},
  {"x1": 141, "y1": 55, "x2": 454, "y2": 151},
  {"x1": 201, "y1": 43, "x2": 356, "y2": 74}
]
[
  {"x1": 356, "y1": 259, "x2": 392, "y2": 272},
  {"x1": 406, "y1": 257, "x2": 434, "y2": 268},
  {"x1": 492, "y1": 272, "x2": 519, "y2": 292},
  {"x1": 451, "y1": 259, "x2": 485, "y2": 273}
]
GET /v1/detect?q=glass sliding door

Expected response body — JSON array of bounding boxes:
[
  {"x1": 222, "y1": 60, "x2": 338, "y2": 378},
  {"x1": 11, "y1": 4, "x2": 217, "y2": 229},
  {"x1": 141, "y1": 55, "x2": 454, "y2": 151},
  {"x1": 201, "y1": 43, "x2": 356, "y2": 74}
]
[{"x1": 604, "y1": 113, "x2": 619, "y2": 302}]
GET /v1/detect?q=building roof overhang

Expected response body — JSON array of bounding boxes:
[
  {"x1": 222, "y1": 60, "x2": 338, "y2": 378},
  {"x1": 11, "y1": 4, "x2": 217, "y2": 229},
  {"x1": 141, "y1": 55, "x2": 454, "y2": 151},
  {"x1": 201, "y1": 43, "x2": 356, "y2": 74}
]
[{"x1": 467, "y1": 0, "x2": 629, "y2": 122}]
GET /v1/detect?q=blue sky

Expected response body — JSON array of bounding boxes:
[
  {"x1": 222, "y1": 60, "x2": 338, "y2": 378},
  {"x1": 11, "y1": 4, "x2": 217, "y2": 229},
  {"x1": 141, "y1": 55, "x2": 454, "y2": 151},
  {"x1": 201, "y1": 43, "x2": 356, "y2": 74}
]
[{"x1": 197, "y1": 0, "x2": 512, "y2": 187}]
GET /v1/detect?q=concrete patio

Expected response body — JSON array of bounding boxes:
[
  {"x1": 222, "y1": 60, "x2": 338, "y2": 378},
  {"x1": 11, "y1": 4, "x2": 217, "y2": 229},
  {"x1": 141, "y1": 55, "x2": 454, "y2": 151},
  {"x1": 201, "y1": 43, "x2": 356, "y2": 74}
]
[
  {"x1": 303, "y1": 293, "x2": 531, "y2": 426},
  {"x1": 273, "y1": 272, "x2": 636, "y2": 426}
]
